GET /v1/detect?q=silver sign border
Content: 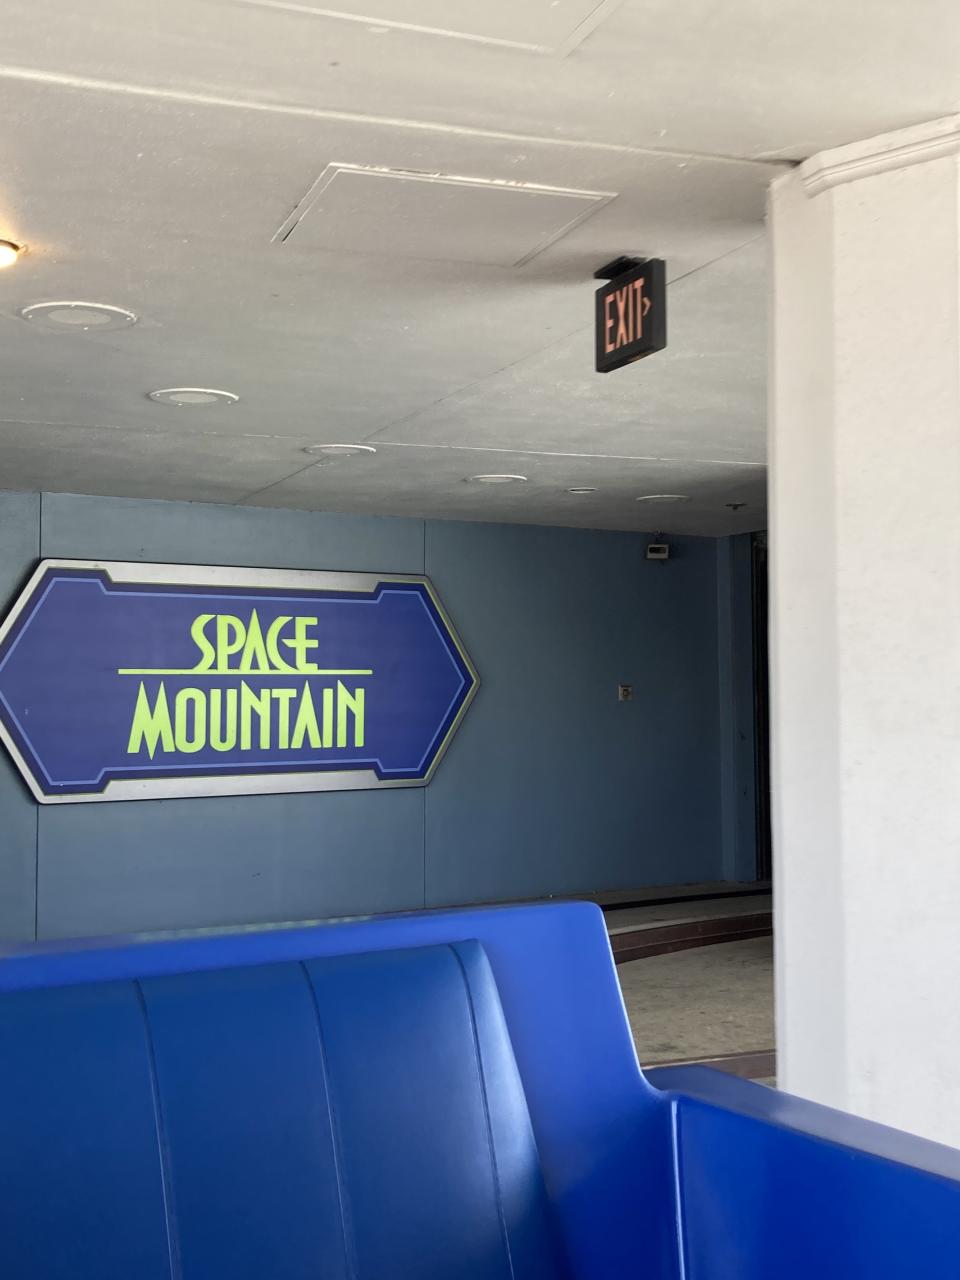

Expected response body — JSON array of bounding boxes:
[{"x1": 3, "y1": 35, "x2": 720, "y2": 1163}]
[{"x1": 0, "y1": 559, "x2": 480, "y2": 805}]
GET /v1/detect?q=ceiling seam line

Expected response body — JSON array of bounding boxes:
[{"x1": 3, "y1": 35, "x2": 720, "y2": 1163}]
[
  {"x1": 376, "y1": 445, "x2": 766, "y2": 466},
  {"x1": 233, "y1": 461, "x2": 328, "y2": 504},
  {"x1": 233, "y1": 0, "x2": 549, "y2": 53},
  {"x1": 0, "y1": 419, "x2": 765, "y2": 468},
  {"x1": 357, "y1": 321, "x2": 594, "y2": 443},
  {"x1": 0, "y1": 421, "x2": 765, "y2": 466},
  {"x1": 665, "y1": 233, "x2": 765, "y2": 288},
  {"x1": 0, "y1": 418, "x2": 331, "y2": 441},
  {"x1": 0, "y1": 65, "x2": 793, "y2": 171}
]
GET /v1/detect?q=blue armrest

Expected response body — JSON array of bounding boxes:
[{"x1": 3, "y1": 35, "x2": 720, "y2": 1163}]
[{"x1": 647, "y1": 1066, "x2": 960, "y2": 1280}]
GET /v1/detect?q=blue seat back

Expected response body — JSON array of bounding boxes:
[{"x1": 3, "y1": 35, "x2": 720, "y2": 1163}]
[
  {"x1": 0, "y1": 903, "x2": 675, "y2": 1279},
  {"x1": 0, "y1": 940, "x2": 567, "y2": 1279}
]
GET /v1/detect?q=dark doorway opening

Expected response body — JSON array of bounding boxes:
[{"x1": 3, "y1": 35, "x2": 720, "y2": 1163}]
[{"x1": 752, "y1": 532, "x2": 772, "y2": 881}]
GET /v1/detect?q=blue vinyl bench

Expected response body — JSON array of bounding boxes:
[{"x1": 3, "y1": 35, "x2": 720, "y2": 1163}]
[{"x1": 2, "y1": 900, "x2": 960, "y2": 1278}]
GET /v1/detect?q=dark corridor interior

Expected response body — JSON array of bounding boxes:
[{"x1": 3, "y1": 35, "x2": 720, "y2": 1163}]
[{"x1": 752, "y1": 532, "x2": 772, "y2": 882}]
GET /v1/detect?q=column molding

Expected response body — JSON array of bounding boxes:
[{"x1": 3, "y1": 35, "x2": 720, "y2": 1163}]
[{"x1": 796, "y1": 114, "x2": 960, "y2": 196}]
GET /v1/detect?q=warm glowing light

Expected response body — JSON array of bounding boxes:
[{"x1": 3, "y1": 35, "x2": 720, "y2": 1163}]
[{"x1": 0, "y1": 240, "x2": 21, "y2": 269}]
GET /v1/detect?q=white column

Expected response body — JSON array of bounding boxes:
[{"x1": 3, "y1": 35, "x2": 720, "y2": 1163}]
[{"x1": 770, "y1": 117, "x2": 960, "y2": 1144}]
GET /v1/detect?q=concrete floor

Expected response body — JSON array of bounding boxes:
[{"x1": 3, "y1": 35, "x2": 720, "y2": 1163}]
[{"x1": 617, "y1": 935, "x2": 774, "y2": 1066}]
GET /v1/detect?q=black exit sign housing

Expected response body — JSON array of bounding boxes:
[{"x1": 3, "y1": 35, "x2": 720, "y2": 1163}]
[{"x1": 594, "y1": 258, "x2": 667, "y2": 373}]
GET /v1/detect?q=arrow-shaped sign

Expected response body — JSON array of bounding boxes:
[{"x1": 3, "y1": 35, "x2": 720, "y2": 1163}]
[{"x1": 0, "y1": 561, "x2": 479, "y2": 803}]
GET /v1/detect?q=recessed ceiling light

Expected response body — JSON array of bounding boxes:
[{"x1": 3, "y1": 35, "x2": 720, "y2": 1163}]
[
  {"x1": 148, "y1": 388, "x2": 239, "y2": 407},
  {"x1": 303, "y1": 443, "x2": 377, "y2": 458},
  {"x1": 464, "y1": 473, "x2": 528, "y2": 485},
  {"x1": 567, "y1": 486, "x2": 597, "y2": 494},
  {"x1": 20, "y1": 301, "x2": 139, "y2": 332},
  {"x1": 635, "y1": 494, "x2": 689, "y2": 504},
  {"x1": 0, "y1": 240, "x2": 23, "y2": 269}
]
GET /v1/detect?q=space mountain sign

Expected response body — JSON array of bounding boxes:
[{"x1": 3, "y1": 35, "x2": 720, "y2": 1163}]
[{"x1": 0, "y1": 561, "x2": 479, "y2": 804}]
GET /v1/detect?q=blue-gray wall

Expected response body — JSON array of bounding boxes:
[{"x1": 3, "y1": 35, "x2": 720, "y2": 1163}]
[{"x1": 0, "y1": 490, "x2": 757, "y2": 941}]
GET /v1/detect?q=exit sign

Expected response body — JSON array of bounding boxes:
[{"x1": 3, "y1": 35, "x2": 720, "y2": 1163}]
[{"x1": 594, "y1": 258, "x2": 666, "y2": 373}]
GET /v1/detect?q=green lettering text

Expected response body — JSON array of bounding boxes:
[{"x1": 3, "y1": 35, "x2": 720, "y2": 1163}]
[{"x1": 126, "y1": 681, "x2": 175, "y2": 758}]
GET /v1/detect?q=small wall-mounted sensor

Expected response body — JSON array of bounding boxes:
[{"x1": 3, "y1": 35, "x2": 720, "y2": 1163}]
[
  {"x1": 618, "y1": 683, "x2": 634, "y2": 702},
  {"x1": 646, "y1": 543, "x2": 670, "y2": 561}
]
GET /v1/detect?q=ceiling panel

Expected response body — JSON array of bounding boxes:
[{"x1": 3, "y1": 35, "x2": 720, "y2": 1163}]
[
  {"x1": 12, "y1": 0, "x2": 949, "y2": 531},
  {"x1": 0, "y1": 0, "x2": 956, "y2": 160},
  {"x1": 0, "y1": 61, "x2": 771, "y2": 532},
  {"x1": 276, "y1": 164, "x2": 612, "y2": 266},
  {"x1": 369, "y1": 238, "x2": 767, "y2": 464},
  {"x1": 0, "y1": 77, "x2": 768, "y2": 443}
]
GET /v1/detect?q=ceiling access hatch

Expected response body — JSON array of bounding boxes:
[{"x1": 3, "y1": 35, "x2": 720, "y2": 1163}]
[{"x1": 273, "y1": 164, "x2": 615, "y2": 268}]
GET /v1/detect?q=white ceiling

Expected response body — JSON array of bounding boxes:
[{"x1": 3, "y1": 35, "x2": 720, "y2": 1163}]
[{"x1": 0, "y1": 1, "x2": 957, "y2": 534}]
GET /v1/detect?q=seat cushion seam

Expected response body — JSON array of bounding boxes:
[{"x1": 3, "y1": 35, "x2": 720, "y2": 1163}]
[
  {"x1": 447, "y1": 943, "x2": 517, "y2": 1280},
  {"x1": 299, "y1": 961, "x2": 358, "y2": 1280},
  {"x1": 133, "y1": 980, "x2": 184, "y2": 1280}
]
